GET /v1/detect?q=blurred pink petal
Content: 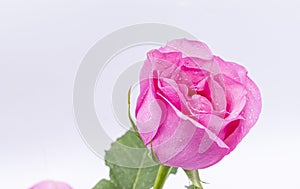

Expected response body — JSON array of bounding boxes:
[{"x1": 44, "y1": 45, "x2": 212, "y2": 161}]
[{"x1": 30, "y1": 180, "x2": 72, "y2": 189}]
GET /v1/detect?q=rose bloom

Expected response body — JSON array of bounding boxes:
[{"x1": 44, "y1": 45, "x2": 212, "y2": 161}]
[
  {"x1": 30, "y1": 180, "x2": 72, "y2": 189},
  {"x1": 135, "y1": 39, "x2": 262, "y2": 170}
]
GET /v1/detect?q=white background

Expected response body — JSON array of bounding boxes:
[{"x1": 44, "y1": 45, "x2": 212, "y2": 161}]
[{"x1": 1, "y1": 0, "x2": 300, "y2": 188}]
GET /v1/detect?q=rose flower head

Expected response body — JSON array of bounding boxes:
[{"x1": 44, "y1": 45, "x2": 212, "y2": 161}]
[{"x1": 135, "y1": 38, "x2": 262, "y2": 170}]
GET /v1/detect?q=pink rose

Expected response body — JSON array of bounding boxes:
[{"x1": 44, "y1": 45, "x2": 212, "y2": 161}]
[
  {"x1": 29, "y1": 180, "x2": 72, "y2": 189},
  {"x1": 135, "y1": 39, "x2": 262, "y2": 170}
]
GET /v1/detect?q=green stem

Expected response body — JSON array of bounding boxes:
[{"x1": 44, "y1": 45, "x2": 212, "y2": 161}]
[
  {"x1": 184, "y1": 169, "x2": 203, "y2": 189},
  {"x1": 153, "y1": 165, "x2": 172, "y2": 189}
]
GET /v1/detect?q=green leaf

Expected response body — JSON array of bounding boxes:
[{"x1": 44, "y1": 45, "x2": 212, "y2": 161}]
[
  {"x1": 93, "y1": 131, "x2": 177, "y2": 189},
  {"x1": 94, "y1": 89, "x2": 177, "y2": 189},
  {"x1": 93, "y1": 179, "x2": 116, "y2": 189}
]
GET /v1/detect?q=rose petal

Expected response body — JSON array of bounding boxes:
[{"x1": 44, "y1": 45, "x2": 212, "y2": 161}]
[
  {"x1": 188, "y1": 94, "x2": 213, "y2": 114},
  {"x1": 214, "y1": 74, "x2": 247, "y2": 119},
  {"x1": 164, "y1": 127, "x2": 230, "y2": 169},
  {"x1": 208, "y1": 76, "x2": 227, "y2": 114},
  {"x1": 223, "y1": 77, "x2": 262, "y2": 150},
  {"x1": 135, "y1": 79, "x2": 162, "y2": 144},
  {"x1": 214, "y1": 56, "x2": 248, "y2": 84},
  {"x1": 148, "y1": 49, "x2": 182, "y2": 70},
  {"x1": 160, "y1": 38, "x2": 213, "y2": 60},
  {"x1": 151, "y1": 94, "x2": 229, "y2": 169},
  {"x1": 150, "y1": 104, "x2": 195, "y2": 162}
]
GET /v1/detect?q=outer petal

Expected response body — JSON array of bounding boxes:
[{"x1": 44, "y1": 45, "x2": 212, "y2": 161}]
[
  {"x1": 151, "y1": 94, "x2": 229, "y2": 169},
  {"x1": 163, "y1": 127, "x2": 230, "y2": 169},
  {"x1": 147, "y1": 49, "x2": 182, "y2": 78},
  {"x1": 214, "y1": 56, "x2": 248, "y2": 84},
  {"x1": 160, "y1": 38, "x2": 213, "y2": 60},
  {"x1": 135, "y1": 78, "x2": 163, "y2": 145},
  {"x1": 223, "y1": 77, "x2": 262, "y2": 151}
]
